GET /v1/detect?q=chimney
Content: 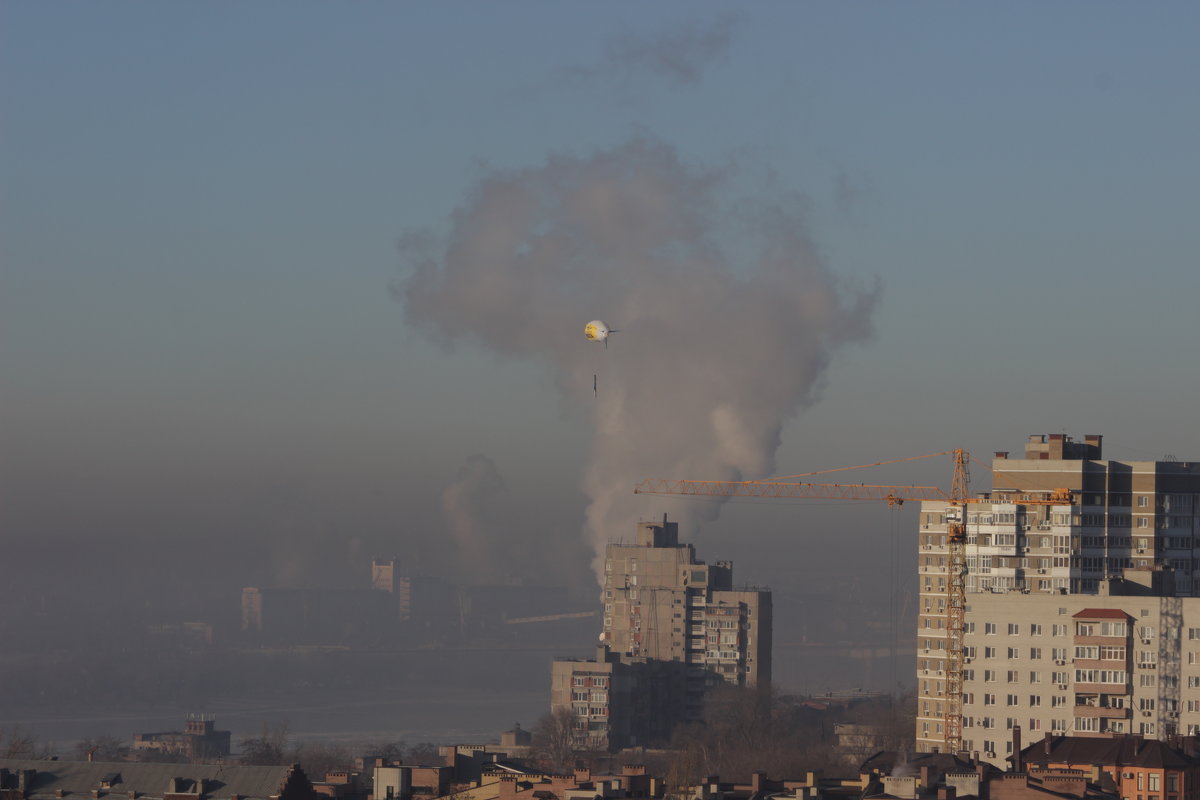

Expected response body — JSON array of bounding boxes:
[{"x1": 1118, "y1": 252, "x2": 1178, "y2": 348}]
[
  {"x1": 919, "y1": 766, "x2": 930, "y2": 788},
  {"x1": 751, "y1": 773, "x2": 766, "y2": 793},
  {"x1": 1012, "y1": 726, "x2": 1022, "y2": 773},
  {"x1": 995, "y1": 452, "x2": 1009, "y2": 460},
  {"x1": 1043, "y1": 731, "x2": 1053, "y2": 756}
]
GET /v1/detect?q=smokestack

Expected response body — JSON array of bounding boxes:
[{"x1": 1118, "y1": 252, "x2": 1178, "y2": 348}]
[
  {"x1": 1044, "y1": 731, "x2": 1053, "y2": 756},
  {"x1": 1012, "y1": 726, "x2": 1022, "y2": 773}
]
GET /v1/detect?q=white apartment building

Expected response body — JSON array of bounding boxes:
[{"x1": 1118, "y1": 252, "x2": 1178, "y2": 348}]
[{"x1": 916, "y1": 433, "x2": 1200, "y2": 758}]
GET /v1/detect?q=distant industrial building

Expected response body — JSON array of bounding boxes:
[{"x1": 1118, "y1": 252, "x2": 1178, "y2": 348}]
[
  {"x1": 242, "y1": 560, "x2": 582, "y2": 646},
  {"x1": 551, "y1": 516, "x2": 771, "y2": 750},
  {"x1": 131, "y1": 714, "x2": 231, "y2": 762},
  {"x1": 917, "y1": 433, "x2": 1200, "y2": 759}
]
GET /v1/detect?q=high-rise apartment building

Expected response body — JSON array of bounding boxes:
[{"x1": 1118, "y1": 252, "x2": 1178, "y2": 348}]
[
  {"x1": 601, "y1": 517, "x2": 772, "y2": 689},
  {"x1": 916, "y1": 433, "x2": 1200, "y2": 758},
  {"x1": 551, "y1": 516, "x2": 772, "y2": 750}
]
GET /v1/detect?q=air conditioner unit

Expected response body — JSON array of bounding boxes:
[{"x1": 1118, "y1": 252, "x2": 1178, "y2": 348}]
[
  {"x1": 1038, "y1": 569, "x2": 1048, "y2": 574},
  {"x1": 1055, "y1": 659, "x2": 1066, "y2": 665},
  {"x1": 1058, "y1": 684, "x2": 1068, "y2": 690},
  {"x1": 1143, "y1": 638, "x2": 1153, "y2": 645},
  {"x1": 985, "y1": 752, "x2": 997, "y2": 759},
  {"x1": 1024, "y1": 547, "x2": 1031, "y2": 553},
  {"x1": 1143, "y1": 711, "x2": 1153, "y2": 717}
]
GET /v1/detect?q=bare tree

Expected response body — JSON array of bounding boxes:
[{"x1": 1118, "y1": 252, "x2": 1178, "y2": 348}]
[
  {"x1": 532, "y1": 708, "x2": 578, "y2": 774},
  {"x1": 293, "y1": 741, "x2": 351, "y2": 781},
  {"x1": 239, "y1": 721, "x2": 292, "y2": 766},
  {"x1": 1, "y1": 725, "x2": 55, "y2": 759},
  {"x1": 73, "y1": 734, "x2": 129, "y2": 762},
  {"x1": 405, "y1": 742, "x2": 442, "y2": 766}
]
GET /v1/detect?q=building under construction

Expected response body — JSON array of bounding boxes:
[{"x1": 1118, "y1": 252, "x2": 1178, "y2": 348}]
[{"x1": 917, "y1": 433, "x2": 1200, "y2": 761}]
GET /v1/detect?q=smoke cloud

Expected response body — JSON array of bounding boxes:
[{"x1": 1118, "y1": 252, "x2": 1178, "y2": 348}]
[
  {"x1": 599, "y1": 16, "x2": 739, "y2": 87},
  {"x1": 399, "y1": 138, "x2": 879, "y2": 578},
  {"x1": 440, "y1": 453, "x2": 507, "y2": 586}
]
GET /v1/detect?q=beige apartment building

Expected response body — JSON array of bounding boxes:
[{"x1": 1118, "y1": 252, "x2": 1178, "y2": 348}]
[
  {"x1": 551, "y1": 516, "x2": 772, "y2": 750},
  {"x1": 601, "y1": 517, "x2": 771, "y2": 689},
  {"x1": 916, "y1": 433, "x2": 1200, "y2": 759}
]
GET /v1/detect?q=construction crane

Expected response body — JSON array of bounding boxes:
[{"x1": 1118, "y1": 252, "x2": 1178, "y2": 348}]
[{"x1": 633, "y1": 449, "x2": 1073, "y2": 755}]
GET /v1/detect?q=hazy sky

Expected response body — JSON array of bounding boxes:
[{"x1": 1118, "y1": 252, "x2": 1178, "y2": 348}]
[{"x1": 4, "y1": 3, "x2": 1200, "y2": 616}]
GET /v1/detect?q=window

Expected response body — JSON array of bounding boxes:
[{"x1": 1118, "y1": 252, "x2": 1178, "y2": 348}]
[
  {"x1": 986, "y1": 622, "x2": 997, "y2": 635},
  {"x1": 1074, "y1": 669, "x2": 1127, "y2": 684},
  {"x1": 1031, "y1": 647, "x2": 1042, "y2": 659},
  {"x1": 1008, "y1": 648, "x2": 1020, "y2": 659},
  {"x1": 984, "y1": 693, "x2": 996, "y2": 705},
  {"x1": 1031, "y1": 623, "x2": 1043, "y2": 636},
  {"x1": 1007, "y1": 694, "x2": 1019, "y2": 706},
  {"x1": 1008, "y1": 623, "x2": 1020, "y2": 635},
  {"x1": 985, "y1": 670, "x2": 997, "y2": 682},
  {"x1": 1076, "y1": 717, "x2": 1099, "y2": 732},
  {"x1": 1030, "y1": 671, "x2": 1042, "y2": 684},
  {"x1": 985, "y1": 647, "x2": 997, "y2": 658},
  {"x1": 1029, "y1": 695, "x2": 1042, "y2": 706},
  {"x1": 1053, "y1": 624, "x2": 1067, "y2": 636},
  {"x1": 1138, "y1": 496, "x2": 1150, "y2": 507},
  {"x1": 1008, "y1": 670, "x2": 1020, "y2": 683}
]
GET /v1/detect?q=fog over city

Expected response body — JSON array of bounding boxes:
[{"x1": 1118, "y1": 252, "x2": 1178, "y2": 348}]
[{"x1": 4, "y1": 3, "x2": 1200, "y2": 753}]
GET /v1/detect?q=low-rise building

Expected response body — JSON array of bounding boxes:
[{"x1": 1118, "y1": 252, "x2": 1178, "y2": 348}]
[{"x1": 0, "y1": 759, "x2": 314, "y2": 800}]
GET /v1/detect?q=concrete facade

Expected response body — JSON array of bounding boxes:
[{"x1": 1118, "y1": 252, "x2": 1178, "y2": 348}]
[
  {"x1": 601, "y1": 518, "x2": 771, "y2": 689},
  {"x1": 551, "y1": 517, "x2": 771, "y2": 751},
  {"x1": 916, "y1": 434, "x2": 1200, "y2": 757}
]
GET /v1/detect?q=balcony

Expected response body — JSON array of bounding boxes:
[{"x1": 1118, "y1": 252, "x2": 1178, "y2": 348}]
[{"x1": 1073, "y1": 705, "x2": 1129, "y2": 719}]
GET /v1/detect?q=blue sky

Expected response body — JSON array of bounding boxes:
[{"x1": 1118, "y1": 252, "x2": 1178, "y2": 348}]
[{"x1": 4, "y1": 3, "x2": 1199, "y2": 645}]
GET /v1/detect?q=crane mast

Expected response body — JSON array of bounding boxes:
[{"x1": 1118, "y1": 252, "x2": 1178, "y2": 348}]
[
  {"x1": 634, "y1": 448, "x2": 1071, "y2": 756},
  {"x1": 944, "y1": 449, "x2": 968, "y2": 755}
]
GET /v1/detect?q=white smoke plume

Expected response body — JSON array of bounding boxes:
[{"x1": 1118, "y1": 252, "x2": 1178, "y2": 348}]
[
  {"x1": 400, "y1": 138, "x2": 879, "y2": 579},
  {"x1": 599, "y1": 16, "x2": 739, "y2": 87},
  {"x1": 441, "y1": 453, "x2": 507, "y2": 586}
]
